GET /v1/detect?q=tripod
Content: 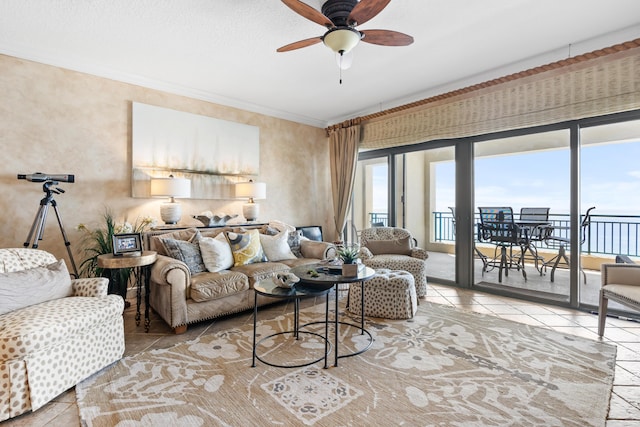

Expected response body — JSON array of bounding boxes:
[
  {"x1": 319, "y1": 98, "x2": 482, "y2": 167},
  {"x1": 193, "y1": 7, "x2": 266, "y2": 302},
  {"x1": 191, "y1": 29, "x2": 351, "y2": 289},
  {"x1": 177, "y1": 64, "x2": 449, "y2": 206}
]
[{"x1": 24, "y1": 181, "x2": 79, "y2": 278}]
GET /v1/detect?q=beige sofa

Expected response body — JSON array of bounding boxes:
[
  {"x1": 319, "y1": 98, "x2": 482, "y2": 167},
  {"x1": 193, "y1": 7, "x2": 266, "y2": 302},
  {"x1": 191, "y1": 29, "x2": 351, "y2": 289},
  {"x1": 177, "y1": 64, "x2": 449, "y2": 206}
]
[
  {"x1": 146, "y1": 225, "x2": 333, "y2": 333},
  {"x1": 0, "y1": 248, "x2": 124, "y2": 421}
]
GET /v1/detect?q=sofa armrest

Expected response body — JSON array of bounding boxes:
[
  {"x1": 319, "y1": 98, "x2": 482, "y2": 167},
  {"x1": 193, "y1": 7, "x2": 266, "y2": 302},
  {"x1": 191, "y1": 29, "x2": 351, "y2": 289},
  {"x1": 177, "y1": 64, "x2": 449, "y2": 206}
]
[
  {"x1": 601, "y1": 263, "x2": 640, "y2": 287},
  {"x1": 149, "y1": 254, "x2": 191, "y2": 329},
  {"x1": 411, "y1": 247, "x2": 429, "y2": 260},
  {"x1": 151, "y1": 255, "x2": 190, "y2": 286},
  {"x1": 300, "y1": 241, "x2": 336, "y2": 259},
  {"x1": 72, "y1": 277, "x2": 109, "y2": 297}
]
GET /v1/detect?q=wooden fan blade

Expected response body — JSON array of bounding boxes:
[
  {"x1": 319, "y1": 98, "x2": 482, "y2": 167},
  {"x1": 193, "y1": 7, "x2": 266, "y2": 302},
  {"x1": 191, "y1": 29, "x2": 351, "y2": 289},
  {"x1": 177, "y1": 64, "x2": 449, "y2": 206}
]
[
  {"x1": 361, "y1": 29, "x2": 414, "y2": 46},
  {"x1": 277, "y1": 36, "x2": 323, "y2": 52},
  {"x1": 348, "y1": 0, "x2": 391, "y2": 26},
  {"x1": 281, "y1": 0, "x2": 333, "y2": 27}
]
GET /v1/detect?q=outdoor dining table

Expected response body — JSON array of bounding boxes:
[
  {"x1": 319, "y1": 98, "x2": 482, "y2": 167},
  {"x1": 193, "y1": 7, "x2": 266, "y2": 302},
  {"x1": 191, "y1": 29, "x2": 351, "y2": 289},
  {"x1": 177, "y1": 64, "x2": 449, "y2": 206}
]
[{"x1": 516, "y1": 220, "x2": 551, "y2": 273}]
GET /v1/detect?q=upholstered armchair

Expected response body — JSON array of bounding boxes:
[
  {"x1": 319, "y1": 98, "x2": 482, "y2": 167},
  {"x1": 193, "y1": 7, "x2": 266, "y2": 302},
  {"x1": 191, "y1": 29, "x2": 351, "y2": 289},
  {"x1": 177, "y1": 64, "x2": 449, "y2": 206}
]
[
  {"x1": 359, "y1": 227, "x2": 428, "y2": 297},
  {"x1": 0, "y1": 248, "x2": 124, "y2": 421},
  {"x1": 598, "y1": 263, "x2": 640, "y2": 337}
]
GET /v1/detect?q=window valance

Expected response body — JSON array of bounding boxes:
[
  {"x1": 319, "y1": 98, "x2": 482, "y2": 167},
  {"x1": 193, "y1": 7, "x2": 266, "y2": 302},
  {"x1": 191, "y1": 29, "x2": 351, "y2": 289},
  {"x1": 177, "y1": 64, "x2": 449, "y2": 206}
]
[{"x1": 327, "y1": 39, "x2": 640, "y2": 150}]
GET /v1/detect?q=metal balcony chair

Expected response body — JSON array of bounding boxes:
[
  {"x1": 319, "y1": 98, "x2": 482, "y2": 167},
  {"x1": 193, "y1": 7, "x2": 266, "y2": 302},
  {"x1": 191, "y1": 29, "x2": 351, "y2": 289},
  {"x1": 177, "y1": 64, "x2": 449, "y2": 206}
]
[
  {"x1": 477, "y1": 207, "x2": 527, "y2": 283},
  {"x1": 541, "y1": 207, "x2": 596, "y2": 283}
]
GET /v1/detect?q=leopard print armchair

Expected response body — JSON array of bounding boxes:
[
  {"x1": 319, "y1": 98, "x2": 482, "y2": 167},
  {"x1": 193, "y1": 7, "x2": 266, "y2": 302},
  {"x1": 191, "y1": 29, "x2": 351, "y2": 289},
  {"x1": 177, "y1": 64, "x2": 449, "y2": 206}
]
[
  {"x1": 359, "y1": 227, "x2": 428, "y2": 297},
  {"x1": 0, "y1": 248, "x2": 124, "y2": 421}
]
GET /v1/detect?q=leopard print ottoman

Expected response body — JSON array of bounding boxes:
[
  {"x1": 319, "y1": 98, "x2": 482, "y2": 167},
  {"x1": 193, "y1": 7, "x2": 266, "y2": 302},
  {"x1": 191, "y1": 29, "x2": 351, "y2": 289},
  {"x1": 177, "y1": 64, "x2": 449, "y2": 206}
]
[{"x1": 347, "y1": 268, "x2": 417, "y2": 319}]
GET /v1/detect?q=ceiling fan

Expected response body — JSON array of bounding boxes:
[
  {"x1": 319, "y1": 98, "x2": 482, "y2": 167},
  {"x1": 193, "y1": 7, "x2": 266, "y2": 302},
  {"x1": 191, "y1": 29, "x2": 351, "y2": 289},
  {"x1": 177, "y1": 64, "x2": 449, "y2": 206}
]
[{"x1": 277, "y1": 0, "x2": 414, "y2": 70}]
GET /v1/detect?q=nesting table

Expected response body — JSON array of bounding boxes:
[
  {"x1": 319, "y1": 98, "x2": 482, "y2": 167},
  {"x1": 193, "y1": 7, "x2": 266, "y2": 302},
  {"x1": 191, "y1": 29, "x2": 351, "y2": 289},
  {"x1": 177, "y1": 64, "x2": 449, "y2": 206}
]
[
  {"x1": 252, "y1": 279, "x2": 333, "y2": 368},
  {"x1": 252, "y1": 264, "x2": 375, "y2": 369},
  {"x1": 291, "y1": 264, "x2": 375, "y2": 367}
]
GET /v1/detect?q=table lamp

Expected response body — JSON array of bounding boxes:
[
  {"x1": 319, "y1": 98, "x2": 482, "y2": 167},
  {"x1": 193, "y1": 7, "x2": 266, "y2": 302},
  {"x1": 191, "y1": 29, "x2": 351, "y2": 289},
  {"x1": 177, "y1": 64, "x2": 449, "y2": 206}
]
[
  {"x1": 150, "y1": 175, "x2": 191, "y2": 224},
  {"x1": 235, "y1": 180, "x2": 266, "y2": 222}
]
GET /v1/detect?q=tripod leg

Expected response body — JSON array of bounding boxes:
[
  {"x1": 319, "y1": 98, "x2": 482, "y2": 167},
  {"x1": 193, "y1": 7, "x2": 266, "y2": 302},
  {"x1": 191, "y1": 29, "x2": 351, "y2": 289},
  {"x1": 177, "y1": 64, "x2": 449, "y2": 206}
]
[
  {"x1": 24, "y1": 203, "x2": 49, "y2": 249},
  {"x1": 24, "y1": 204, "x2": 45, "y2": 247},
  {"x1": 50, "y1": 200, "x2": 79, "y2": 278}
]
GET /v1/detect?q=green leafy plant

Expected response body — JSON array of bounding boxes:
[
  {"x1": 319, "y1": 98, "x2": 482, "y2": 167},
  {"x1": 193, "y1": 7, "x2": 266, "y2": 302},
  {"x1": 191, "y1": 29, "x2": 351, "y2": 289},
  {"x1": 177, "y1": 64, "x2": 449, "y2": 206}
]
[
  {"x1": 76, "y1": 209, "x2": 156, "y2": 292},
  {"x1": 337, "y1": 244, "x2": 360, "y2": 264}
]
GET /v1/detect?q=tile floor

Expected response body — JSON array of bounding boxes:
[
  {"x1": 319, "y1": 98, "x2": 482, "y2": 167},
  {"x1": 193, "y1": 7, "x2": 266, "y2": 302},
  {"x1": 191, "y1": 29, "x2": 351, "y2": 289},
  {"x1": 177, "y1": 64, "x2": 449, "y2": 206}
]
[{"x1": 4, "y1": 283, "x2": 640, "y2": 426}]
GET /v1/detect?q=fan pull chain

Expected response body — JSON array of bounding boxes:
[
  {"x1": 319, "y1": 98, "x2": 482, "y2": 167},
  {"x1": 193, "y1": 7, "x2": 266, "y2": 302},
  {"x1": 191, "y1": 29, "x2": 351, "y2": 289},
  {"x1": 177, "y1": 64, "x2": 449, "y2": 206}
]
[{"x1": 339, "y1": 51, "x2": 344, "y2": 84}]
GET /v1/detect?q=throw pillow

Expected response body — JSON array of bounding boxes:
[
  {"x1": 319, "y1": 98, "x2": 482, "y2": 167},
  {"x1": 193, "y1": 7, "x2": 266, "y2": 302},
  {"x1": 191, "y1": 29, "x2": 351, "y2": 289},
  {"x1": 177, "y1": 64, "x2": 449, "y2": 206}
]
[
  {"x1": 225, "y1": 229, "x2": 267, "y2": 266},
  {"x1": 199, "y1": 233, "x2": 234, "y2": 272},
  {"x1": 160, "y1": 236, "x2": 207, "y2": 274},
  {"x1": 151, "y1": 228, "x2": 199, "y2": 255},
  {"x1": 268, "y1": 220, "x2": 296, "y2": 233},
  {"x1": 0, "y1": 259, "x2": 73, "y2": 315},
  {"x1": 366, "y1": 236, "x2": 412, "y2": 255},
  {"x1": 259, "y1": 230, "x2": 297, "y2": 261},
  {"x1": 288, "y1": 230, "x2": 304, "y2": 258},
  {"x1": 300, "y1": 239, "x2": 334, "y2": 260}
]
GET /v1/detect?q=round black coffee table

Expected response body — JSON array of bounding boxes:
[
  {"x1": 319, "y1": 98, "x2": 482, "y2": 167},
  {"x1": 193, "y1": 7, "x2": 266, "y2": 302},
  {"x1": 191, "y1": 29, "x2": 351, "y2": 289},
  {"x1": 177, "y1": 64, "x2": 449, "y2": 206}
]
[
  {"x1": 289, "y1": 264, "x2": 376, "y2": 367},
  {"x1": 252, "y1": 278, "x2": 333, "y2": 369}
]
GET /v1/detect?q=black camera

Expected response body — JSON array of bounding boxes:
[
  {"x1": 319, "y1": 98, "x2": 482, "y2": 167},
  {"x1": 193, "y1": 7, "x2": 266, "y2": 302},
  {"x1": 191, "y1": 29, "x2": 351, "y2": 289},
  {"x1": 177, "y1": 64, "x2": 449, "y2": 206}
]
[{"x1": 17, "y1": 173, "x2": 75, "y2": 183}]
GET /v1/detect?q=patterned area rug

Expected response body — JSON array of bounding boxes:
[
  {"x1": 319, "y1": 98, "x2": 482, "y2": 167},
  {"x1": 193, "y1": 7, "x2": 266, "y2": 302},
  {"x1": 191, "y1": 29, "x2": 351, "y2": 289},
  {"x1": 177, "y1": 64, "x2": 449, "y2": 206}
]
[{"x1": 76, "y1": 301, "x2": 616, "y2": 426}]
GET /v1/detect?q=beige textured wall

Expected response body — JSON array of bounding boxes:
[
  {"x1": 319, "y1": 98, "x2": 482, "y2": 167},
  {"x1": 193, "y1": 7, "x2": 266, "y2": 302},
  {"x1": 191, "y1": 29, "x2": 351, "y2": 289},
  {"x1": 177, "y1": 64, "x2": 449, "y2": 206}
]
[{"x1": 0, "y1": 54, "x2": 333, "y2": 268}]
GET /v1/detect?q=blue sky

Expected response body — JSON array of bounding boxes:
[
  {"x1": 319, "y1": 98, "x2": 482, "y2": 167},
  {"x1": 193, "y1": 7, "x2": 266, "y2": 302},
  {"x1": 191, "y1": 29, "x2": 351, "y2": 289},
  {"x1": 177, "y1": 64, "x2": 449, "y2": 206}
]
[
  {"x1": 371, "y1": 163, "x2": 388, "y2": 212},
  {"x1": 369, "y1": 140, "x2": 640, "y2": 216},
  {"x1": 431, "y1": 140, "x2": 640, "y2": 216}
]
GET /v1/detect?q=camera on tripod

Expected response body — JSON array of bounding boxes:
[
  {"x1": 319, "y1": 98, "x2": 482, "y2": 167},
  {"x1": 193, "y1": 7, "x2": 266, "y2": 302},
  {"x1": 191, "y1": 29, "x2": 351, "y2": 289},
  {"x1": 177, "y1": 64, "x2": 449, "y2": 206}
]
[{"x1": 17, "y1": 172, "x2": 75, "y2": 183}]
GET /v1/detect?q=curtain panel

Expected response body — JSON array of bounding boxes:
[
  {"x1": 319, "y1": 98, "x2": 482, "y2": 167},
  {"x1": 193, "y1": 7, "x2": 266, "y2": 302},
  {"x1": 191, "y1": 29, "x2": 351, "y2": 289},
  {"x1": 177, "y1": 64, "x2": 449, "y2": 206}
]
[
  {"x1": 349, "y1": 41, "x2": 640, "y2": 150},
  {"x1": 329, "y1": 125, "x2": 360, "y2": 241}
]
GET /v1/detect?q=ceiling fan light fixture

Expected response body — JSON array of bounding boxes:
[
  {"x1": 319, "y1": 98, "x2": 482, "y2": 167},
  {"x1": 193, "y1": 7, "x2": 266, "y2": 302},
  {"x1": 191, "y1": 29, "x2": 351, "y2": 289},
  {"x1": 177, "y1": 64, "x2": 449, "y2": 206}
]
[{"x1": 322, "y1": 27, "x2": 361, "y2": 54}]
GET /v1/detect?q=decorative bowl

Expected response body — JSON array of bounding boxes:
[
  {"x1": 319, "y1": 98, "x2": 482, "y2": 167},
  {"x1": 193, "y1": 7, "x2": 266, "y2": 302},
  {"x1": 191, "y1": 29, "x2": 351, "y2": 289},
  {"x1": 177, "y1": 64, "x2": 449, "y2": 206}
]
[
  {"x1": 194, "y1": 214, "x2": 238, "y2": 227},
  {"x1": 272, "y1": 272, "x2": 300, "y2": 289}
]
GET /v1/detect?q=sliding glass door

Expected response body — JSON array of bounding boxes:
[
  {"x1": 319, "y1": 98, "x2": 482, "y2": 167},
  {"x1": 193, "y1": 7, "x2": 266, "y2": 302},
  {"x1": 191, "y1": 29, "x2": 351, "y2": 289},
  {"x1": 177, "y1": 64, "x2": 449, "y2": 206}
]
[
  {"x1": 353, "y1": 110, "x2": 640, "y2": 314},
  {"x1": 349, "y1": 157, "x2": 390, "y2": 244},
  {"x1": 353, "y1": 147, "x2": 456, "y2": 284},
  {"x1": 472, "y1": 130, "x2": 571, "y2": 300},
  {"x1": 408, "y1": 147, "x2": 455, "y2": 284},
  {"x1": 579, "y1": 118, "x2": 640, "y2": 313}
]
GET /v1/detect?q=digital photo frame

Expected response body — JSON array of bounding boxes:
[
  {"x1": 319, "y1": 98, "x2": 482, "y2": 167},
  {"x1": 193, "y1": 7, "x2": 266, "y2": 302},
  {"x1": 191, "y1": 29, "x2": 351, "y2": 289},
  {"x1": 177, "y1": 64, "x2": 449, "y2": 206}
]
[{"x1": 112, "y1": 233, "x2": 142, "y2": 256}]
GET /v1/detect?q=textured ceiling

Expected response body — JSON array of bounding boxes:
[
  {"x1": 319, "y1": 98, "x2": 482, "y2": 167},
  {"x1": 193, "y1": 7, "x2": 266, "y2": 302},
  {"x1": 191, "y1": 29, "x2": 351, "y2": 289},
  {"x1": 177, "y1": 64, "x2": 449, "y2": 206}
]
[{"x1": 1, "y1": 0, "x2": 639, "y2": 128}]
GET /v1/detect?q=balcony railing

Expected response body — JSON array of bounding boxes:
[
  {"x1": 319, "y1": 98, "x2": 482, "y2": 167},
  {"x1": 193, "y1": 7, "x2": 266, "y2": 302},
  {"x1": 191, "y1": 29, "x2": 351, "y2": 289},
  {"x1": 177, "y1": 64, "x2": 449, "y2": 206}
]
[
  {"x1": 433, "y1": 211, "x2": 640, "y2": 257},
  {"x1": 369, "y1": 212, "x2": 388, "y2": 226}
]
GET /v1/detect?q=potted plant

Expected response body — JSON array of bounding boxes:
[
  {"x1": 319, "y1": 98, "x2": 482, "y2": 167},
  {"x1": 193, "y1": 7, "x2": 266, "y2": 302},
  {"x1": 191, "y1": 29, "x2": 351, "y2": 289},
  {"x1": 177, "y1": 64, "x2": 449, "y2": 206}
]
[
  {"x1": 76, "y1": 209, "x2": 156, "y2": 301},
  {"x1": 337, "y1": 244, "x2": 361, "y2": 277}
]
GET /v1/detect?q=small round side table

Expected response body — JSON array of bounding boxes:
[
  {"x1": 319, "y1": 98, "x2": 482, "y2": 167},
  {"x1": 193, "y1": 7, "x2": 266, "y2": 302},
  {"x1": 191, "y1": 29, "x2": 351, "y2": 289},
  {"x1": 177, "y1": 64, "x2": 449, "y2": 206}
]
[
  {"x1": 97, "y1": 251, "x2": 157, "y2": 332},
  {"x1": 252, "y1": 279, "x2": 333, "y2": 369}
]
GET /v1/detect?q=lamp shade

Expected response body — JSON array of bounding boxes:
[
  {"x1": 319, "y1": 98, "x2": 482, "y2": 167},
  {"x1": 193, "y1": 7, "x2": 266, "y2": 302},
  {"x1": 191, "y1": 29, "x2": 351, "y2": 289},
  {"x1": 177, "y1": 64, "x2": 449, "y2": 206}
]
[
  {"x1": 323, "y1": 28, "x2": 361, "y2": 54},
  {"x1": 235, "y1": 181, "x2": 266, "y2": 200},
  {"x1": 235, "y1": 181, "x2": 266, "y2": 222},
  {"x1": 150, "y1": 177, "x2": 191, "y2": 198},
  {"x1": 150, "y1": 176, "x2": 191, "y2": 224}
]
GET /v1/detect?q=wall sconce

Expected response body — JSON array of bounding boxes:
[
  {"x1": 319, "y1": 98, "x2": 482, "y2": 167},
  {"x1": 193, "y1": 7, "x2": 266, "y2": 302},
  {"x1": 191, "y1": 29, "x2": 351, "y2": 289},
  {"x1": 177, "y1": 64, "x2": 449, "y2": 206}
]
[
  {"x1": 235, "y1": 180, "x2": 266, "y2": 222},
  {"x1": 150, "y1": 175, "x2": 191, "y2": 224}
]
